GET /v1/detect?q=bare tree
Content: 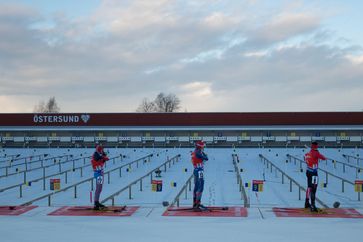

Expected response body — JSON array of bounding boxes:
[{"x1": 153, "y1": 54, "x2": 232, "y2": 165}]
[
  {"x1": 136, "y1": 93, "x2": 181, "y2": 112},
  {"x1": 154, "y1": 93, "x2": 181, "y2": 112},
  {"x1": 136, "y1": 98, "x2": 157, "y2": 112},
  {"x1": 34, "y1": 97, "x2": 61, "y2": 113}
]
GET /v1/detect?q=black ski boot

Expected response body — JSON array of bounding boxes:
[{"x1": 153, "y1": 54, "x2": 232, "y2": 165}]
[
  {"x1": 193, "y1": 202, "x2": 202, "y2": 212},
  {"x1": 94, "y1": 201, "x2": 107, "y2": 210},
  {"x1": 94, "y1": 202, "x2": 100, "y2": 210},
  {"x1": 198, "y1": 204, "x2": 208, "y2": 211},
  {"x1": 304, "y1": 199, "x2": 311, "y2": 209},
  {"x1": 310, "y1": 204, "x2": 318, "y2": 212}
]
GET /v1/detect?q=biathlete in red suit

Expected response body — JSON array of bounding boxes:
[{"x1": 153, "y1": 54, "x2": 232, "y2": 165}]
[
  {"x1": 304, "y1": 142, "x2": 326, "y2": 212},
  {"x1": 91, "y1": 144, "x2": 109, "y2": 210},
  {"x1": 191, "y1": 141, "x2": 208, "y2": 210}
]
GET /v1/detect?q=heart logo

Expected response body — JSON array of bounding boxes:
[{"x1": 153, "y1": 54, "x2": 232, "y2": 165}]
[{"x1": 81, "y1": 114, "x2": 90, "y2": 123}]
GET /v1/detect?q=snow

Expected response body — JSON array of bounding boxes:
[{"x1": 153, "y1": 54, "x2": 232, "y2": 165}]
[{"x1": 0, "y1": 147, "x2": 362, "y2": 242}]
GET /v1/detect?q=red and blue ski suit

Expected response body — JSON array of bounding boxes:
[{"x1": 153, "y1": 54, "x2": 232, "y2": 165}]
[
  {"x1": 91, "y1": 147, "x2": 109, "y2": 203},
  {"x1": 304, "y1": 148, "x2": 326, "y2": 207},
  {"x1": 191, "y1": 148, "x2": 208, "y2": 207}
]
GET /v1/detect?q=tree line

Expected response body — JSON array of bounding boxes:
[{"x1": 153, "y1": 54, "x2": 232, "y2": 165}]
[{"x1": 33, "y1": 92, "x2": 181, "y2": 113}]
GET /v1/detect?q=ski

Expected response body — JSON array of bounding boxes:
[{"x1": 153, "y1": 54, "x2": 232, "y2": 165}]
[
  {"x1": 0, "y1": 206, "x2": 17, "y2": 210},
  {"x1": 274, "y1": 208, "x2": 330, "y2": 214},
  {"x1": 205, "y1": 206, "x2": 229, "y2": 210},
  {"x1": 167, "y1": 206, "x2": 228, "y2": 212},
  {"x1": 68, "y1": 205, "x2": 127, "y2": 213}
]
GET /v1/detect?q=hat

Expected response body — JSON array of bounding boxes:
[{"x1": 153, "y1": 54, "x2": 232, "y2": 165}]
[{"x1": 311, "y1": 142, "x2": 318, "y2": 150}]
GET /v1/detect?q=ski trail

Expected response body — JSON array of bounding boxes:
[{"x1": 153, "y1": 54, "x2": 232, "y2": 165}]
[
  {"x1": 267, "y1": 182, "x2": 290, "y2": 207},
  {"x1": 204, "y1": 150, "x2": 237, "y2": 206}
]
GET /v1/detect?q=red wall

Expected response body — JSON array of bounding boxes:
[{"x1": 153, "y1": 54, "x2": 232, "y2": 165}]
[{"x1": 0, "y1": 112, "x2": 362, "y2": 127}]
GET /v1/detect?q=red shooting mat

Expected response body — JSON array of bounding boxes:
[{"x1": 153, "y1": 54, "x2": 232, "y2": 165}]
[
  {"x1": 273, "y1": 207, "x2": 363, "y2": 218},
  {"x1": 48, "y1": 206, "x2": 139, "y2": 217},
  {"x1": 0, "y1": 206, "x2": 37, "y2": 216},
  {"x1": 163, "y1": 206, "x2": 248, "y2": 217}
]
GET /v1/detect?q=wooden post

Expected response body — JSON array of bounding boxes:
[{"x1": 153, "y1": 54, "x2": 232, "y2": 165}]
[
  {"x1": 282, "y1": 174, "x2": 284, "y2": 184},
  {"x1": 341, "y1": 180, "x2": 344, "y2": 193},
  {"x1": 43, "y1": 167, "x2": 46, "y2": 190}
]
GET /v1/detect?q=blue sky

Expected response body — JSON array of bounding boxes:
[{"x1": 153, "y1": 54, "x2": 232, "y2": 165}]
[{"x1": 0, "y1": 0, "x2": 362, "y2": 112}]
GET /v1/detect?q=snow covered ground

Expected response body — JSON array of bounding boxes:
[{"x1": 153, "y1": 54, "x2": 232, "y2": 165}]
[{"x1": 0, "y1": 147, "x2": 362, "y2": 242}]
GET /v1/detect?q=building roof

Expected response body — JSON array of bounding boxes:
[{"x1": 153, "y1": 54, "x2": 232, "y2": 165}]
[{"x1": 0, "y1": 112, "x2": 362, "y2": 127}]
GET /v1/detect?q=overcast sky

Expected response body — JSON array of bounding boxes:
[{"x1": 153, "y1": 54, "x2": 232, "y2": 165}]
[{"x1": 0, "y1": 0, "x2": 362, "y2": 113}]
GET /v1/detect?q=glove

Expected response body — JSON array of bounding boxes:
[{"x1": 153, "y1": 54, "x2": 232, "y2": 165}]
[{"x1": 203, "y1": 152, "x2": 208, "y2": 161}]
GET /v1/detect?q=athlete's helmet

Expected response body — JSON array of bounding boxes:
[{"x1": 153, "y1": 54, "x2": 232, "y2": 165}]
[
  {"x1": 96, "y1": 145, "x2": 104, "y2": 153},
  {"x1": 195, "y1": 141, "x2": 205, "y2": 149}
]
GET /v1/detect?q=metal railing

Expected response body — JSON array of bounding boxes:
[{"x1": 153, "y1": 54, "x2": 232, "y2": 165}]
[
  {"x1": 168, "y1": 173, "x2": 194, "y2": 207},
  {"x1": 101, "y1": 154, "x2": 180, "y2": 206},
  {"x1": 0, "y1": 155, "x2": 120, "y2": 197},
  {"x1": 342, "y1": 154, "x2": 363, "y2": 166},
  {"x1": 0, "y1": 155, "x2": 89, "y2": 179},
  {"x1": 0, "y1": 153, "x2": 47, "y2": 165},
  {"x1": 232, "y1": 154, "x2": 249, "y2": 207},
  {"x1": 287, "y1": 154, "x2": 360, "y2": 201},
  {"x1": 260, "y1": 154, "x2": 329, "y2": 208},
  {"x1": 20, "y1": 154, "x2": 153, "y2": 206},
  {"x1": 0, "y1": 154, "x2": 69, "y2": 170},
  {"x1": 325, "y1": 157, "x2": 362, "y2": 178}
]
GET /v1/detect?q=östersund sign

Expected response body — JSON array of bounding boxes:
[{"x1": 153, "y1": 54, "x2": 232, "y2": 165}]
[{"x1": 33, "y1": 114, "x2": 90, "y2": 124}]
